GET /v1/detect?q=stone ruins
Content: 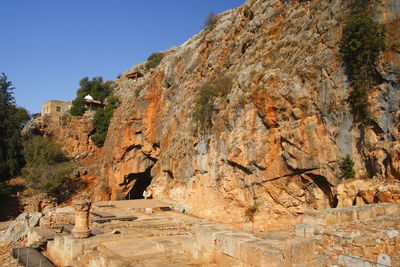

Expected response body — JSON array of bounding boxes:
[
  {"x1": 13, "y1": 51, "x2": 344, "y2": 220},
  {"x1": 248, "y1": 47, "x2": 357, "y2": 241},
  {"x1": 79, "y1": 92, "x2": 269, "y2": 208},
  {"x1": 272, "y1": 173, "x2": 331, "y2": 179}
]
[{"x1": 2, "y1": 200, "x2": 398, "y2": 266}]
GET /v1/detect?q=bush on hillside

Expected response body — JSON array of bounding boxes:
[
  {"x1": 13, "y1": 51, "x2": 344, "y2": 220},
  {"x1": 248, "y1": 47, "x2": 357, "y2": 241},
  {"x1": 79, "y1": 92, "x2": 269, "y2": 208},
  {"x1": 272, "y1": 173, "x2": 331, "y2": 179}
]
[
  {"x1": 192, "y1": 75, "x2": 232, "y2": 130},
  {"x1": 70, "y1": 97, "x2": 86, "y2": 116},
  {"x1": 145, "y1": 52, "x2": 164, "y2": 71},
  {"x1": 204, "y1": 11, "x2": 217, "y2": 29},
  {"x1": 22, "y1": 136, "x2": 73, "y2": 196}
]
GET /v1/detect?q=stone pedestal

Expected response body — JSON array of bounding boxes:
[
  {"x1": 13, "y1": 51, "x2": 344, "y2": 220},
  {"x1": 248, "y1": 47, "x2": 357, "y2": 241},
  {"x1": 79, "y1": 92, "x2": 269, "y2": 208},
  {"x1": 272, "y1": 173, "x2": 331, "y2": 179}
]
[{"x1": 72, "y1": 200, "x2": 91, "y2": 239}]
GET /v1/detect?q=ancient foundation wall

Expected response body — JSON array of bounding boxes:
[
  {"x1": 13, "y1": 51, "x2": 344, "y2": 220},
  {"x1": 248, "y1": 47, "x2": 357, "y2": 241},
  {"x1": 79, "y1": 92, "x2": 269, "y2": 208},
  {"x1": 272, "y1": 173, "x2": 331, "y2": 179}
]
[
  {"x1": 182, "y1": 224, "x2": 325, "y2": 267},
  {"x1": 303, "y1": 203, "x2": 400, "y2": 226},
  {"x1": 297, "y1": 203, "x2": 400, "y2": 265}
]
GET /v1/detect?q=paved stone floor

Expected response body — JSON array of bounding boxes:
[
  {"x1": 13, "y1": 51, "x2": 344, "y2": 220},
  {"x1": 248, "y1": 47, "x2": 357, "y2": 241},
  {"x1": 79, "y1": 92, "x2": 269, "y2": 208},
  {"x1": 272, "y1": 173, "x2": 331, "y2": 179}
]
[{"x1": 7, "y1": 200, "x2": 400, "y2": 266}]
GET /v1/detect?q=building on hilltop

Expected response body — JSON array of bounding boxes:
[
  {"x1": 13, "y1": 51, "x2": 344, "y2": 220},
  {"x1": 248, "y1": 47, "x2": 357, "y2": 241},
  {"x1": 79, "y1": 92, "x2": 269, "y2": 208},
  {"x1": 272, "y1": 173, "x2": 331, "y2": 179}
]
[
  {"x1": 41, "y1": 100, "x2": 72, "y2": 116},
  {"x1": 41, "y1": 95, "x2": 105, "y2": 117}
]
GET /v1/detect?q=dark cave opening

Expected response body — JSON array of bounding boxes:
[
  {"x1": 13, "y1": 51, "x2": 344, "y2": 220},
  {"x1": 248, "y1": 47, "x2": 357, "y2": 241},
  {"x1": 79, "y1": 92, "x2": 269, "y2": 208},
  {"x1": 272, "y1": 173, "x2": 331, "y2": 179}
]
[
  {"x1": 305, "y1": 173, "x2": 335, "y2": 208},
  {"x1": 126, "y1": 166, "x2": 153, "y2": 199}
]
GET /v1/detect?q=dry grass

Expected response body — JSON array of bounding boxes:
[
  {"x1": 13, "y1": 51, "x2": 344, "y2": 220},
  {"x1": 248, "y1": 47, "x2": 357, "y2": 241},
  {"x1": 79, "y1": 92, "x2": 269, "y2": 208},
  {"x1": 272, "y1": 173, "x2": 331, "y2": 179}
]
[{"x1": 245, "y1": 205, "x2": 258, "y2": 222}]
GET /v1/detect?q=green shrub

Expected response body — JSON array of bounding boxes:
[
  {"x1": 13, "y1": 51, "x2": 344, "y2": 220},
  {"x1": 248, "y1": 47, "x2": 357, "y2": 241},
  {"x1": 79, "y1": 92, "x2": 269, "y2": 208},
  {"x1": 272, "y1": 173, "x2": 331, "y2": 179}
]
[
  {"x1": 339, "y1": 0, "x2": 386, "y2": 119},
  {"x1": 204, "y1": 11, "x2": 217, "y2": 29},
  {"x1": 91, "y1": 95, "x2": 120, "y2": 147},
  {"x1": 192, "y1": 75, "x2": 232, "y2": 130},
  {"x1": 22, "y1": 136, "x2": 73, "y2": 196},
  {"x1": 340, "y1": 154, "x2": 356, "y2": 179},
  {"x1": 145, "y1": 52, "x2": 164, "y2": 70},
  {"x1": 70, "y1": 97, "x2": 86, "y2": 116}
]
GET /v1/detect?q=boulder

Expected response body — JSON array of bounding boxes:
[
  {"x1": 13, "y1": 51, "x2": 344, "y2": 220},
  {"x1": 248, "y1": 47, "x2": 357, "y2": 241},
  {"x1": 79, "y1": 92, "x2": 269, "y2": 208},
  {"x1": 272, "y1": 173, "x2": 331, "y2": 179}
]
[
  {"x1": 0, "y1": 212, "x2": 42, "y2": 243},
  {"x1": 376, "y1": 185, "x2": 400, "y2": 203},
  {"x1": 336, "y1": 179, "x2": 379, "y2": 208}
]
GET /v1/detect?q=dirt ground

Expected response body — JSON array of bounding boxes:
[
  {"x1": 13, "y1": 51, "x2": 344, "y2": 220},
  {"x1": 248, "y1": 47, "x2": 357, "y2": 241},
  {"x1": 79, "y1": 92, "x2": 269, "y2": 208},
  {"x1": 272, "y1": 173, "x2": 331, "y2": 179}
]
[{"x1": 0, "y1": 243, "x2": 20, "y2": 267}]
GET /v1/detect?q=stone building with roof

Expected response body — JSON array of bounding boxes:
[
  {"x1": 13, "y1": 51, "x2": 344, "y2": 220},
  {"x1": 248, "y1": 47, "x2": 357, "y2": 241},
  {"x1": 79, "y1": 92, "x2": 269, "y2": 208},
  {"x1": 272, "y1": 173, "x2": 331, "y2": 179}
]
[
  {"x1": 41, "y1": 95, "x2": 105, "y2": 117},
  {"x1": 41, "y1": 100, "x2": 72, "y2": 116}
]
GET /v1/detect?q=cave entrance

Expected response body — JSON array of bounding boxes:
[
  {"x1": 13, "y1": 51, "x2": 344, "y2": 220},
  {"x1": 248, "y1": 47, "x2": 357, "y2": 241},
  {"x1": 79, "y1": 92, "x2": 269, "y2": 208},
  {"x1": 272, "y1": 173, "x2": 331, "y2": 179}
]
[{"x1": 126, "y1": 166, "x2": 153, "y2": 199}]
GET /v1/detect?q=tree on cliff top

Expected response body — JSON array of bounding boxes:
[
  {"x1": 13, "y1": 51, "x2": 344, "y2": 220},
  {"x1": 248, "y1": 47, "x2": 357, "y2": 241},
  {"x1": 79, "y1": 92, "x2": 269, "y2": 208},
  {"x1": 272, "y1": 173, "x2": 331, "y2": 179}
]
[
  {"x1": 70, "y1": 77, "x2": 113, "y2": 116},
  {"x1": 0, "y1": 73, "x2": 30, "y2": 181}
]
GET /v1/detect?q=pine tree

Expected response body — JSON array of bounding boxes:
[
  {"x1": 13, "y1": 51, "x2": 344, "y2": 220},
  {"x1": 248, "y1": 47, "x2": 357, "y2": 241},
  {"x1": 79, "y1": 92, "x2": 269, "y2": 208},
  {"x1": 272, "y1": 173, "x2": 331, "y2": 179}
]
[
  {"x1": 340, "y1": 155, "x2": 356, "y2": 179},
  {"x1": 0, "y1": 73, "x2": 28, "y2": 180}
]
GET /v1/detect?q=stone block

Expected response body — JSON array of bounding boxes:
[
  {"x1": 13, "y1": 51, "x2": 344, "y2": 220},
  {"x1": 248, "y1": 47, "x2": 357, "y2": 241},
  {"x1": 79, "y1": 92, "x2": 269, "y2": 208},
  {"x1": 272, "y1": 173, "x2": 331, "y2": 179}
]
[
  {"x1": 382, "y1": 203, "x2": 400, "y2": 215},
  {"x1": 280, "y1": 237, "x2": 315, "y2": 264},
  {"x1": 192, "y1": 246, "x2": 216, "y2": 263},
  {"x1": 293, "y1": 255, "x2": 328, "y2": 267},
  {"x1": 295, "y1": 224, "x2": 315, "y2": 238},
  {"x1": 356, "y1": 206, "x2": 374, "y2": 220},
  {"x1": 323, "y1": 211, "x2": 339, "y2": 225},
  {"x1": 214, "y1": 231, "x2": 257, "y2": 258},
  {"x1": 303, "y1": 211, "x2": 326, "y2": 226},
  {"x1": 338, "y1": 208, "x2": 357, "y2": 223},
  {"x1": 215, "y1": 251, "x2": 246, "y2": 267},
  {"x1": 238, "y1": 240, "x2": 286, "y2": 266},
  {"x1": 193, "y1": 224, "x2": 230, "y2": 249},
  {"x1": 180, "y1": 236, "x2": 198, "y2": 254},
  {"x1": 372, "y1": 204, "x2": 387, "y2": 217},
  {"x1": 338, "y1": 254, "x2": 375, "y2": 267},
  {"x1": 64, "y1": 235, "x2": 85, "y2": 259}
]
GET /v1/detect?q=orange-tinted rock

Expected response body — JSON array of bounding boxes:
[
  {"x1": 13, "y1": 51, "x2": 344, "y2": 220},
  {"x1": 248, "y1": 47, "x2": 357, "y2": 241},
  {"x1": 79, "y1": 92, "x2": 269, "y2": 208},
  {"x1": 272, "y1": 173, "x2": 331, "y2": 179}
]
[{"x1": 29, "y1": 0, "x2": 400, "y2": 224}]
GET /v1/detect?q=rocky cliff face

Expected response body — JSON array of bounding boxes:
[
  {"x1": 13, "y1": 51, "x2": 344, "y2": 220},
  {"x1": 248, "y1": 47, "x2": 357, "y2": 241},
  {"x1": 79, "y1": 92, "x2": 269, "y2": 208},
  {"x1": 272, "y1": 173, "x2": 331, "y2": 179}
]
[
  {"x1": 34, "y1": 0, "x2": 400, "y2": 223},
  {"x1": 102, "y1": 0, "x2": 400, "y2": 222},
  {"x1": 24, "y1": 113, "x2": 106, "y2": 201}
]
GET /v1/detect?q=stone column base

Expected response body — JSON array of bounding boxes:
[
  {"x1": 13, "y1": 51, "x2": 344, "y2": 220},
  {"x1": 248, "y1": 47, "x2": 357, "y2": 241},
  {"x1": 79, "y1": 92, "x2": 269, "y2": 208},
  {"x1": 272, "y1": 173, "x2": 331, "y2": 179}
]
[{"x1": 72, "y1": 229, "x2": 91, "y2": 239}]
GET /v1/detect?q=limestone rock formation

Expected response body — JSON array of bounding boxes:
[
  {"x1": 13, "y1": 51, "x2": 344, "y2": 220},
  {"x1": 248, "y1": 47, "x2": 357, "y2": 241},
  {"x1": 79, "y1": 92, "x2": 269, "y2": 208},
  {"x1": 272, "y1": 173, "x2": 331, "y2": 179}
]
[
  {"x1": 100, "y1": 0, "x2": 400, "y2": 222},
  {"x1": 0, "y1": 212, "x2": 42, "y2": 243},
  {"x1": 31, "y1": 0, "x2": 400, "y2": 223}
]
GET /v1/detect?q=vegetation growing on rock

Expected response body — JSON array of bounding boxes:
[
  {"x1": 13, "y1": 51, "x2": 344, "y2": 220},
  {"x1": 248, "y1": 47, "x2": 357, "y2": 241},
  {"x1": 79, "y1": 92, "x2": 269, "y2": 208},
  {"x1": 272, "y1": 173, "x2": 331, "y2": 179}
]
[
  {"x1": 145, "y1": 52, "x2": 164, "y2": 71},
  {"x1": 204, "y1": 11, "x2": 217, "y2": 29},
  {"x1": 340, "y1": 0, "x2": 386, "y2": 119},
  {"x1": 192, "y1": 75, "x2": 232, "y2": 130},
  {"x1": 70, "y1": 97, "x2": 86, "y2": 117},
  {"x1": 244, "y1": 205, "x2": 258, "y2": 222},
  {"x1": 340, "y1": 154, "x2": 356, "y2": 179},
  {"x1": 91, "y1": 95, "x2": 120, "y2": 147},
  {"x1": 22, "y1": 135, "x2": 73, "y2": 196}
]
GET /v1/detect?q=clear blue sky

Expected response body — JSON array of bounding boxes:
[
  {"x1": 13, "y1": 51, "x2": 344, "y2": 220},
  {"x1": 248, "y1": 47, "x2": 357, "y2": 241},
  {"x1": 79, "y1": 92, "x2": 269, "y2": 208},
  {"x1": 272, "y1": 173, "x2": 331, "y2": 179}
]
[{"x1": 1, "y1": 1, "x2": 244, "y2": 114}]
